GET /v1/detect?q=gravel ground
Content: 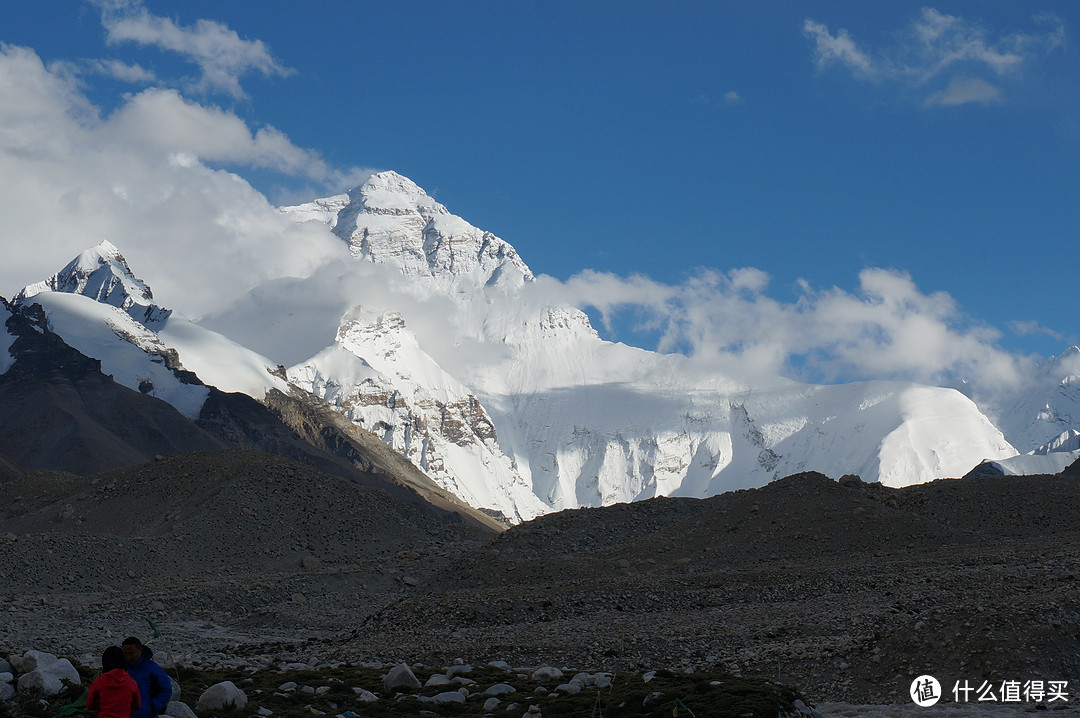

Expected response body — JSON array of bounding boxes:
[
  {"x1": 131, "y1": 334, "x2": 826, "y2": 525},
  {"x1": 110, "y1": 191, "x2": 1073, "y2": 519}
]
[{"x1": 2, "y1": 453, "x2": 1078, "y2": 710}]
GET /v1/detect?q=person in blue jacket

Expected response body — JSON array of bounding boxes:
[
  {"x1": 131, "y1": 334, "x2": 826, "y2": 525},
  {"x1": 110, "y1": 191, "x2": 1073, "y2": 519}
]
[{"x1": 121, "y1": 636, "x2": 173, "y2": 718}]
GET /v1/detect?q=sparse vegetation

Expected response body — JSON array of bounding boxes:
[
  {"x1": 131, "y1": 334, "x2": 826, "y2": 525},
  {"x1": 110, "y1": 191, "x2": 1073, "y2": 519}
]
[{"x1": 0, "y1": 662, "x2": 809, "y2": 718}]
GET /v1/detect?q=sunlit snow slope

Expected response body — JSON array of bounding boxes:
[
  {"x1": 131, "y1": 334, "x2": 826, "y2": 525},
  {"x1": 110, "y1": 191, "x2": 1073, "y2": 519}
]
[{"x1": 274, "y1": 171, "x2": 1020, "y2": 520}]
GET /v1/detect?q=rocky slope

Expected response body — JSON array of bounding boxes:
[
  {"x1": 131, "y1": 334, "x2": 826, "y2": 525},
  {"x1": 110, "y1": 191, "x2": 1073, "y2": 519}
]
[{"x1": 1, "y1": 455, "x2": 1076, "y2": 706}]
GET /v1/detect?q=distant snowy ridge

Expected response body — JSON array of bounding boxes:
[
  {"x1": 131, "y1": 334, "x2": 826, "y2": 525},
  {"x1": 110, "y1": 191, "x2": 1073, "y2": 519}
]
[{"x1": 11, "y1": 171, "x2": 1079, "y2": 523}]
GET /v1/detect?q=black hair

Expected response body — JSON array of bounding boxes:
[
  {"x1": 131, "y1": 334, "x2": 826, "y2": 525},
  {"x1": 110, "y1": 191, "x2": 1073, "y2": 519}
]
[
  {"x1": 121, "y1": 636, "x2": 142, "y2": 648},
  {"x1": 102, "y1": 646, "x2": 125, "y2": 672}
]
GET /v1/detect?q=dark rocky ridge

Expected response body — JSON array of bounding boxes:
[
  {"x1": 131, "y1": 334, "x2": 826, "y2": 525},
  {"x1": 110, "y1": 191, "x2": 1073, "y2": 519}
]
[{"x1": 0, "y1": 297, "x2": 500, "y2": 531}]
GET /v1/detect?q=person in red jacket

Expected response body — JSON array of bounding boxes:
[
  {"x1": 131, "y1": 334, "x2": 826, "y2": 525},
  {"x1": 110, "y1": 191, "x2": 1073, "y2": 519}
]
[{"x1": 87, "y1": 646, "x2": 140, "y2": 718}]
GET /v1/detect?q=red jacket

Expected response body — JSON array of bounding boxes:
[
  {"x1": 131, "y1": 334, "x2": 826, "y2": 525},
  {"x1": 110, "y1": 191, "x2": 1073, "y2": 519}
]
[{"x1": 87, "y1": 668, "x2": 141, "y2": 718}]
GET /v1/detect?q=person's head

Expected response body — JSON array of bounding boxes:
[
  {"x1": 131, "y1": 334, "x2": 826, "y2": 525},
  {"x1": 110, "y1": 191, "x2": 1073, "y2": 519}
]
[
  {"x1": 121, "y1": 637, "x2": 143, "y2": 666},
  {"x1": 102, "y1": 645, "x2": 125, "y2": 672}
]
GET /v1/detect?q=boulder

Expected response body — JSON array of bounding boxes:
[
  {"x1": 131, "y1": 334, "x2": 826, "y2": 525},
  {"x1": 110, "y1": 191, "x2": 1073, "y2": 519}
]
[
  {"x1": 838, "y1": 474, "x2": 863, "y2": 487},
  {"x1": 197, "y1": 681, "x2": 248, "y2": 711},
  {"x1": 529, "y1": 666, "x2": 563, "y2": 682},
  {"x1": 17, "y1": 657, "x2": 80, "y2": 697},
  {"x1": 424, "y1": 674, "x2": 452, "y2": 687},
  {"x1": 352, "y1": 687, "x2": 378, "y2": 702},
  {"x1": 382, "y1": 663, "x2": 420, "y2": 692},
  {"x1": 165, "y1": 700, "x2": 198, "y2": 718},
  {"x1": 433, "y1": 690, "x2": 466, "y2": 704},
  {"x1": 484, "y1": 682, "x2": 516, "y2": 696},
  {"x1": 18, "y1": 650, "x2": 58, "y2": 673}
]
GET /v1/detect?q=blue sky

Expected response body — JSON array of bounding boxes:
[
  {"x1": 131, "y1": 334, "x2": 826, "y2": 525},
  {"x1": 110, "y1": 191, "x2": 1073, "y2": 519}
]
[{"x1": 2, "y1": 1, "x2": 1078, "y2": 384}]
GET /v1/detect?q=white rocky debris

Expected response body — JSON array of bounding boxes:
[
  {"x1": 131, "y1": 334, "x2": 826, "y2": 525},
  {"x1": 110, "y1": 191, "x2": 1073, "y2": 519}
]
[
  {"x1": 197, "y1": 680, "x2": 248, "y2": 711},
  {"x1": 12, "y1": 650, "x2": 80, "y2": 697}
]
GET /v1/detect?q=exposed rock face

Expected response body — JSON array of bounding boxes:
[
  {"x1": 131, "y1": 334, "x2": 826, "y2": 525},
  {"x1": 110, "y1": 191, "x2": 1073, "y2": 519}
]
[
  {"x1": 0, "y1": 300, "x2": 225, "y2": 475},
  {"x1": 288, "y1": 307, "x2": 545, "y2": 523},
  {"x1": 281, "y1": 171, "x2": 532, "y2": 292},
  {"x1": 15, "y1": 240, "x2": 171, "y2": 326}
]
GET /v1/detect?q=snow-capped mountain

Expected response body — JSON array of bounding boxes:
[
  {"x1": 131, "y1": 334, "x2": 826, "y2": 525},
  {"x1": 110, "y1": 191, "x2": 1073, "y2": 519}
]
[
  {"x1": 11, "y1": 241, "x2": 290, "y2": 407},
  {"x1": 271, "y1": 171, "x2": 1021, "y2": 519},
  {"x1": 16, "y1": 240, "x2": 171, "y2": 327},
  {"x1": 283, "y1": 171, "x2": 532, "y2": 294},
  {"x1": 10, "y1": 170, "x2": 1076, "y2": 524},
  {"x1": 289, "y1": 306, "x2": 549, "y2": 521}
]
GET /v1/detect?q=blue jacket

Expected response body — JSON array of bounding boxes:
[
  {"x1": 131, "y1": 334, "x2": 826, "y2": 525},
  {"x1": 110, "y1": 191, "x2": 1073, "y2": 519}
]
[{"x1": 126, "y1": 646, "x2": 172, "y2": 718}]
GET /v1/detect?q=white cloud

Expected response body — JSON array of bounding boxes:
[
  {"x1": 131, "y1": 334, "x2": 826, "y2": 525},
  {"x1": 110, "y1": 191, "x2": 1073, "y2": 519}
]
[
  {"x1": 554, "y1": 265, "x2": 1031, "y2": 390},
  {"x1": 49, "y1": 58, "x2": 158, "y2": 84},
  {"x1": 804, "y1": 9, "x2": 1065, "y2": 106},
  {"x1": 94, "y1": 0, "x2": 292, "y2": 98},
  {"x1": 1009, "y1": 319, "x2": 1068, "y2": 342},
  {"x1": 924, "y1": 76, "x2": 1002, "y2": 107},
  {"x1": 0, "y1": 38, "x2": 1051, "y2": 403},
  {"x1": 0, "y1": 44, "x2": 347, "y2": 317},
  {"x1": 104, "y1": 88, "x2": 331, "y2": 178},
  {"x1": 803, "y1": 19, "x2": 876, "y2": 78}
]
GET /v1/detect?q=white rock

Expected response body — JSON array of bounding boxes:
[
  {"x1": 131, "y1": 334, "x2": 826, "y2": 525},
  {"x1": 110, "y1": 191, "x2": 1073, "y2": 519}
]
[
  {"x1": 433, "y1": 690, "x2": 465, "y2": 704},
  {"x1": 555, "y1": 681, "x2": 582, "y2": 694},
  {"x1": 17, "y1": 658, "x2": 80, "y2": 697},
  {"x1": 197, "y1": 681, "x2": 248, "y2": 711},
  {"x1": 352, "y1": 688, "x2": 378, "y2": 702},
  {"x1": 165, "y1": 700, "x2": 197, "y2": 718},
  {"x1": 483, "y1": 682, "x2": 516, "y2": 696},
  {"x1": 19, "y1": 650, "x2": 58, "y2": 673},
  {"x1": 279, "y1": 681, "x2": 298, "y2": 691},
  {"x1": 446, "y1": 663, "x2": 472, "y2": 677},
  {"x1": 382, "y1": 663, "x2": 420, "y2": 692},
  {"x1": 572, "y1": 672, "x2": 594, "y2": 687},
  {"x1": 424, "y1": 673, "x2": 452, "y2": 687},
  {"x1": 483, "y1": 696, "x2": 500, "y2": 710},
  {"x1": 18, "y1": 670, "x2": 62, "y2": 696},
  {"x1": 486, "y1": 660, "x2": 511, "y2": 671},
  {"x1": 642, "y1": 670, "x2": 657, "y2": 683},
  {"x1": 0, "y1": 682, "x2": 13, "y2": 701},
  {"x1": 529, "y1": 666, "x2": 563, "y2": 682}
]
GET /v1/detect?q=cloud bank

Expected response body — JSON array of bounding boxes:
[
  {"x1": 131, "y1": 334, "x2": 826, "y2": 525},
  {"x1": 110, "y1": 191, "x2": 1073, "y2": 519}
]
[
  {"x1": 0, "y1": 22, "x2": 1054, "y2": 407},
  {"x1": 803, "y1": 8, "x2": 1065, "y2": 106},
  {"x1": 547, "y1": 266, "x2": 1033, "y2": 391},
  {"x1": 0, "y1": 43, "x2": 348, "y2": 316}
]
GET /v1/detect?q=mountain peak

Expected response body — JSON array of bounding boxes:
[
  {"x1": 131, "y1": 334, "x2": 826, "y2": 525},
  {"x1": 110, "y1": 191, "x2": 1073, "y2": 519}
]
[
  {"x1": 16, "y1": 241, "x2": 171, "y2": 327},
  {"x1": 281, "y1": 170, "x2": 533, "y2": 289}
]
